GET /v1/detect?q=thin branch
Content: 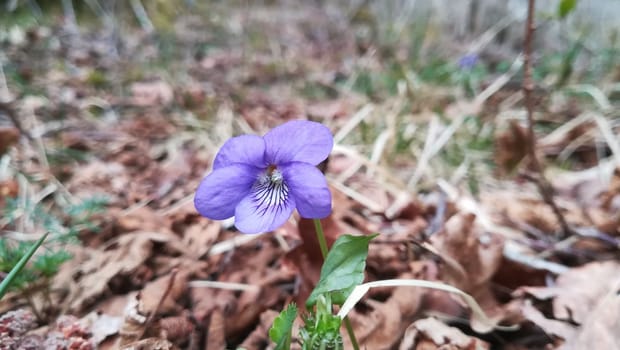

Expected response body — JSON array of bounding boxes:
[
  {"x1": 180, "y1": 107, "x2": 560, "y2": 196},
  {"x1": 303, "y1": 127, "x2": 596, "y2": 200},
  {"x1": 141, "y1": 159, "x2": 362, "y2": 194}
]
[
  {"x1": 520, "y1": 172, "x2": 572, "y2": 237},
  {"x1": 130, "y1": 0, "x2": 155, "y2": 34},
  {"x1": 521, "y1": 0, "x2": 573, "y2": 239},
  {"x1": 522, "y1": 0, "x2": 538, "y2": 171},
  {"x1": 139, "y1": 269, "x2": 178, "y2": 339}
]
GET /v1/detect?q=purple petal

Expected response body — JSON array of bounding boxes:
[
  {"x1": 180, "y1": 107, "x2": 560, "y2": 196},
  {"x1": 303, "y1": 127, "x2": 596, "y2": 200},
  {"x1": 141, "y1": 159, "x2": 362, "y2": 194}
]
[
  {"x1": 213, "y1": 135, "x2": 266, "y2": 170},
  {"x1": 234, "y1": 183, "x2": 296, "y2": 234},
  {"x1": 281, "y1": 162, "x2": 331, "y2": 218},
  {"x1": 194, "y1": 164, "x2": 260, "y2": 220},
  {"x1": 263, "y1": 120, "x2": 333, "y2": 165}
]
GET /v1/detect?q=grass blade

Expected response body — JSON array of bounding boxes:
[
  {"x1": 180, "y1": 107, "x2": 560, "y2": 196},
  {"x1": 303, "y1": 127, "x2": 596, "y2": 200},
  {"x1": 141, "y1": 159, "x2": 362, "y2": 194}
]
[{"x1": 0, "y1": 233, "x2": 48, "y2": 300}]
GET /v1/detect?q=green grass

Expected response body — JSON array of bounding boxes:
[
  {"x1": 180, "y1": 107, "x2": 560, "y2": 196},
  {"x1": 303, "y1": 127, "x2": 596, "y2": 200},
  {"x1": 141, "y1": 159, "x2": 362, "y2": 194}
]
[{"x1": 0, "y1": 233, "x2": 48, "y2": 300}]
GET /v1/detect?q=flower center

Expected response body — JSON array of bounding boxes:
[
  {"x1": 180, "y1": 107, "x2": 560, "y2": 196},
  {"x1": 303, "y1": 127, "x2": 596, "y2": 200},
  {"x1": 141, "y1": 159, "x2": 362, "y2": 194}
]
[
  {"x1": 252, "y1": 165, "x2": 289, "y2": 213},
  {"x1": 263, "y1": 164, "x2": 283, "y2": 184}
]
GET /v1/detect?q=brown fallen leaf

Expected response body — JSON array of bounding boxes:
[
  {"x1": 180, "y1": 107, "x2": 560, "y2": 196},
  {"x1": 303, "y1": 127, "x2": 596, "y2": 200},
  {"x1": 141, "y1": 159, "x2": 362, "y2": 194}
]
[
  {"x1": 348, "y1": 262, "x2": 438, "y2": 349},
  {"x1": 205, "y1": 308, "x2": 226, "y2": 350},
  {"x1": 238, "y1": 92, "x2": 304, "y2": 130},
  {"x1": 562, "y1": 279, "x2": 620, "y2": 350},
  {"x1": 482, "y1": 191, "x2": 561, "y2": 234},
  {"x1": 115, "y1": 207, "x2": 174, "y2": 234},
  {"x1": 190, "y1": 236, "x2": 288, "y2": 341},
  {"x1": 54, "y1": 232, "x2": 185, "y2": 312},
  {"x1": 0, "y1": 309, "x2": 37, "y2": 348},
  {"x1": 350, "y1": 273, "x2": 424, "y2": 350},
  {"x1": 138, "y1": 270, "x2": 189, "y2": 317},
  {"x1": 83, "y1": 312, "x2": 123, "y2": 345},
  {"x1": 238, "y1": 309, "x2": 280, "y2": 349},
  {"x1": 130, "y1": 80, "x2": 174, "y2": 107},
  {"x1": 176, "y1": 82, "x2": 207, "y2": 109},
  {"x1": 519, "y1": 299, "x2": 575, "y2": 341},
  {"x1": 398, "y1": 317, "x2": 490, "y2": 350},
  {"x1": 0, "y1": 179, "x2": 18, "y2": 210},
  {"x1": 182, "y1": 220, "x2": 221, "y2": 259},
  {"x1": 121, "y1": 338, "x2": 175, "y2": 350},
  {"x1": 306, "y1": 98, "x2": 354, "y2": 121},
  {"x1": 539, "y1": 120, "x2": 599, "y2": 167},
  {"x1": 118, "y1": 293, "x2": 148, "y2": 346},
  {"x1": 349, "y1": 176, "x2": 391, "y2": 214},
  {"x1": 43, "y1": 315, "x2": 95, "y2": 350},
  {"x1": 158, "y1": 314, "x2": 195, "y2": 346},
  {"x1": 286, "y1": 213, "x2": 343, "y2": 307},
  {"x1": 0, "y1": 125, "x2": 19, "y2": 156},
  {"x1": 600, "y1": 167, "x2": 620, "y2": 211},
  {"x1": 429, "y1": 212, "x2": 504, "y2": 291},
  {"x1": 494, "y1": 121, "x2": 531, "y2": 176},
  {"x1": 518, "y1": 261, "x2": 620, "y2": 325}
]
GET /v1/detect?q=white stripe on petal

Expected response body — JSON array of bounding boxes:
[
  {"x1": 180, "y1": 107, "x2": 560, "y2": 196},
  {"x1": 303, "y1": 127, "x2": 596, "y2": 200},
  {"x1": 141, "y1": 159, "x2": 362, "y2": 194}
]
[
  {"x1": 252, "y1": 170, "x2": 290, "y2": 215},
  {"x1": 234, "y1": 168, "x2": 295, "y2": 234}
]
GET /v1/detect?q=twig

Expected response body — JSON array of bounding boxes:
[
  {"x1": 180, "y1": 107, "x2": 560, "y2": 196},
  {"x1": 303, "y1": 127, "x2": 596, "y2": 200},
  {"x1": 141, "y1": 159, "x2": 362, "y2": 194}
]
[
  {"x1": 139, "y1": 269, "x2": 178, "y2": 339},
  {"x1": 61, "y1": 0, "x2": 77, "y2": 29},
  {"x1": 522, "y1": 0, "x2": 538, "y2": 172},
  {"x1": 130, "y1": 0, "x2": 155, "y2": 33},
  {"x1": 0, "y1": 56, "x2": 32, "y2": 140},
  {"x1": 520, "y1": 172, "x2": 572, "y2": 237},
  {"x1": 521, "y1": 0, "x2": 572, "y2": 239}
]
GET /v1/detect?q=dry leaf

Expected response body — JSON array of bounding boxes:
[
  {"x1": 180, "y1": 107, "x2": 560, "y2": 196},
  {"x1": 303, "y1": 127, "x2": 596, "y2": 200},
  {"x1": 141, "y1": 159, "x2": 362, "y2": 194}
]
[
  {"x1": 206, "y1": 308, "x2": 226, "y2": 350},
  {"x1": 55, "y1": 232, "x2": 183, "y2": 312},
  {"x1": 239, "y1": 310, "x2": 280, "y2": 349},
  {"x1": 399, "y1": 317, "x2": 489, "y2": 350},
  {"x1": 494, "y1": 121, "x2": 530, "y2": 175},
  {"x1": 520, "y1": 300, "x2": 575, "y2": 341},
  {"x1": 182, "y1": 220, "x2": 221, "y2": 259},
  {"x1": 158, "y1": 315, "x2": 195, "y2": 344},
  {"x1": 562, "y1": 280, "x2": 620, "y2": 350},
  {"x1": 430, "y1": 212, "x2": 504, "y2": 290},
  {"x1": 84, "y1": 312, "x2": 123, "y2": 345},
  {"x1": 130, "y1": 80, "x2": 174, "y2": 106},
  {"x1": 482, "y1": 191, "x2": 561, "y2": 234},
  {"x1": 116, "y1": 207, "x2": 174, "y2": 234},
  {"x1": 351, "y1": 273, "x2": 424, "y2": 350},
  {"x1": 138, "y1": 270, "x2": 189, "y2": 317},
  {"x1": 121, "y1": 338, "x2": 174, "y2": 350},
  {"x1": 350, "y1": 263, "x2": 437, "y2": 349},
  {"x1": 519, "y1": 261, "x2": 620, "y2": 324},
  {"x1": 306, "y1": 99, "x2": 353, "y2": 120},
  {"x1": 285, "y1": 215, "x2": 343, "y2": 306},
  {"x1": 0, "y1": 126, "x2": 19, "y2": 156}
]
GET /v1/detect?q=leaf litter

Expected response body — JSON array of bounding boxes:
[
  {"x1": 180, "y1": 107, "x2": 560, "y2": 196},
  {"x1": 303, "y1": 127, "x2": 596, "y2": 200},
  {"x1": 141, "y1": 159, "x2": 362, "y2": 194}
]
[{"x1": 0, "y1": 1, "x2": 619, "y2": 349}]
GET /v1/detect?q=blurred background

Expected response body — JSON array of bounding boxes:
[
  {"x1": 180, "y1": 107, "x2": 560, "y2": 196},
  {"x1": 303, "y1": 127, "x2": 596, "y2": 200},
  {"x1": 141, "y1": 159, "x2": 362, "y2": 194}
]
[{"x1": 1, "y1": 0, "x2": 619, "y2": 349}]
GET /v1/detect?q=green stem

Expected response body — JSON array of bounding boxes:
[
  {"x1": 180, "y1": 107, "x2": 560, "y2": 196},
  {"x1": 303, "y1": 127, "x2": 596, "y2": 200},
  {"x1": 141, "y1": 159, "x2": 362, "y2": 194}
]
[
  {"x1": 0, "y1": 233, "x2": 48, "y2": 301},
  {"x1": 344, "y1": 317, "x2": 360, "y2": 350},
  {"x1": 312, "y1": 219, "x2": 360, "y2": 350},
  {"x1": 312, "y1": 219, "x2": 329, "y2": 259}
]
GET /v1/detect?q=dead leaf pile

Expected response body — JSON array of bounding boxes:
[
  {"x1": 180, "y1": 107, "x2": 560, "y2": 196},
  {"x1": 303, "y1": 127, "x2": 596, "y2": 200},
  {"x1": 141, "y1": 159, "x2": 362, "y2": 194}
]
[{"x1": 0, "y1": 2, "x2": 619, "y2": 350}]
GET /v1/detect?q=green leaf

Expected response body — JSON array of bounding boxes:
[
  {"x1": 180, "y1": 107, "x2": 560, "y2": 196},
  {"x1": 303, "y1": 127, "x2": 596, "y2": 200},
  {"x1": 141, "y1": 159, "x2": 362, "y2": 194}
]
[
  {"x1": 269, "y1": 303, "x2": 298, "y2": 350},
  {"x1": 558, "y1": 0, "x2": 578, "y2": 19},
  {"x1": 300, "y1": 295, "x2": 343, "y2": 350},
  {"x1": 306, "y1": 234, "x2": 378, "y2": 307},
  {"x1": 0, "y1": 233, "x2": 48, "y2": 300}
]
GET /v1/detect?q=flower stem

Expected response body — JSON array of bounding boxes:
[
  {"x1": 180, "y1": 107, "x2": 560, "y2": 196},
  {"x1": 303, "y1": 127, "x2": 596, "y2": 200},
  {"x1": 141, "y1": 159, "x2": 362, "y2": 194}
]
[
  {"x1": 343, "y1": 317, "x2": 360, "y2": 350},
  {"x1": 312, "y1": 218, "x2": 329, "y2": 259},
  {"x1": 312, "y1": 219, "x2": 360, "y2": 350}
]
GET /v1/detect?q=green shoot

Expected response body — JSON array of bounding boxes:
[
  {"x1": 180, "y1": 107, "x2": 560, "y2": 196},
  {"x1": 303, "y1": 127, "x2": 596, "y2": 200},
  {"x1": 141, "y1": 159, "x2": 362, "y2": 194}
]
[
  {"x1": 300, "y1": 295, "x2": 343, "y2": 350},
  {"x1": 269, "y1": 303, "x2": 298, "y2": 350},
  {"x1": 0, "y1": 233, "x2": 48, "y2": 300}
]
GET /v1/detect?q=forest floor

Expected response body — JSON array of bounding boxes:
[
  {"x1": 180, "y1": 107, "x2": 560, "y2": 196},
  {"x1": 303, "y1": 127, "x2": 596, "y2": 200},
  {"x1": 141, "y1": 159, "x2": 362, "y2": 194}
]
[{"x1": 1, "y1": 1, "x2": 619, "y2": 349}]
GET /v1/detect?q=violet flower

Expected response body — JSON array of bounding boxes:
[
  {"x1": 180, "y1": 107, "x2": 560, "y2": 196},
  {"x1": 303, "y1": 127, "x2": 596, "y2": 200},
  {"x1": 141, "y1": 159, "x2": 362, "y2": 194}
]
[
  {"x1": 195, "y1": 120, "x2": 333, "y2": 234},
  {"x1": 458, "y1": 53, "x2": 479, "y2": 70}
]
